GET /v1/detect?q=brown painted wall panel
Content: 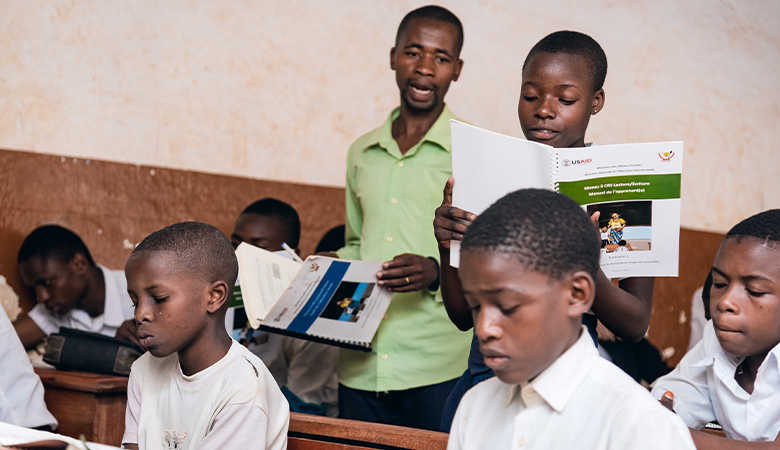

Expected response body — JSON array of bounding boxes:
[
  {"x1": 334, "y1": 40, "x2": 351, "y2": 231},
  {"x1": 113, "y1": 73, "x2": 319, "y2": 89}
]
[{"x1": 0, "y1": 149, "x2": 345, "y2": 312}]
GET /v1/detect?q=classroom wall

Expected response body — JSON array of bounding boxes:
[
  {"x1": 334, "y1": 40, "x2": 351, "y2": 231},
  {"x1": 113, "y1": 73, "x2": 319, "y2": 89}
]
[{"x1": 1, "y1": 0, "x2": 778, "y2": 234}]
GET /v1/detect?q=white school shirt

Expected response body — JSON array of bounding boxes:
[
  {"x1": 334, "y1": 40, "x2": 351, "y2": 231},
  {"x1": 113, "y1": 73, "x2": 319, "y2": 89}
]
[
  {"x1": 448, "y1": 326, "x2": 695, "y2": 450},
  {"x1": 0, "y1": 309, "x2": 57, "y2": 429},
  {"x1": 652, "y1": 320, "x2": 780, "y2": 441},
  {"x1": 123, "y1": 340, "x2": 289, "y2": 450},
  {"x1": 28, "y1": 265, "x2": 134, "y2": 336},
  {"x1": 250, "y1": 332, "x2": 339, "y2": 417}
]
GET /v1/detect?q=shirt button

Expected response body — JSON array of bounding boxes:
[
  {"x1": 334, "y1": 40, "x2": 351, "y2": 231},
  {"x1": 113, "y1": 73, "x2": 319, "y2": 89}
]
[
  {"x1": 386, "y1": 236, "x2": 393, "y2": 242},
  {"x1": 391, "y1": 198, "x2": 398, "y2": 204},
  {"x1": 381, "y1": 354, "x2": 388, "y2": 360},
  {"x1": 397, "y1": 161, "x2": 404, "y2": 167},
  {"x1": 517, "y1": 437, "x2": 526, "y2": 447}
]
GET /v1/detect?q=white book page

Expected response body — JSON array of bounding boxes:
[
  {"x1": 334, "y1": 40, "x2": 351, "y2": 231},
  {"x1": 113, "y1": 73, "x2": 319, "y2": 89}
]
[
  {"x1": 235, "y1": 242, "x2": 301, "y2": 328},
  {"x1": 450, "y1": 120, "x2": 553, "y2": 267},
  {"x1": 554, "y1": 142, "x2": 683, "y2": 278},
  {"x1": 0, "y1": 421, "x2": 120, "y2": 449},
  {"x1": 263, "y1": 256, "x2": 392, "y2": 346}
]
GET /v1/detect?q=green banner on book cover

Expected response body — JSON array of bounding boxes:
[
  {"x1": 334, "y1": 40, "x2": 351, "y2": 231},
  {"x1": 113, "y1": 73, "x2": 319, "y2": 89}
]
[{"x1": 558, "y1": 174, "x2": 681, "y2": 205}]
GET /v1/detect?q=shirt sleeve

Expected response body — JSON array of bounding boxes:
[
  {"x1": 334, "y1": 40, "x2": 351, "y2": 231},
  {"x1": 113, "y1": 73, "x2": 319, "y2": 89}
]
[
  {"x1": 651, "y1": 325, "x2": 717, "y2": 429},
  {"x1": 200, "y1": 403, "x2": 268, "y2": 448},
  {"x1": 336, "y1": 146, "x2": 363, "y2": 261},
  {"x1": 26, "y1": 304, "x2": 60, "y2": 336},
  {"x1": 612, "y1": 407, "x2": 696, "y2": 450},
  {"x1": 122, "y1": 369, "x2": 142, "y2": 446},
  {"x1": 283, "y1": 338, "x2": 338, "y2": 416}
]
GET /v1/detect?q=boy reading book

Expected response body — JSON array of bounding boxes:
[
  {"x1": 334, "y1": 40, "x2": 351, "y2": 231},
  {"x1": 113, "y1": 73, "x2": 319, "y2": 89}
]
[
  {"x1": 435, "y1": 30, "x2": 654, "y2": 430},
  {"x1": 14, "y1": 225, "x2": 138, "y2": 350},
  {"x1": 231, "y1": 198, "x2": 338, "y2": 417},
  {"x1": 448, "y1": 188, "x2": 694, "y2": 449},
  {"x1": 122, "y1": 222, "x2": 288, "y2": 450},
  {"x1": 653, "y1": 209, "x2": 780, "y2": 447}
]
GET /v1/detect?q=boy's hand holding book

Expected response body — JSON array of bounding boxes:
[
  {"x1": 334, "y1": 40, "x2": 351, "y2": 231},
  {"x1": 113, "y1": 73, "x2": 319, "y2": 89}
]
[{"x1": 434, "y1": 177, "x2": 477, "y2": 248}]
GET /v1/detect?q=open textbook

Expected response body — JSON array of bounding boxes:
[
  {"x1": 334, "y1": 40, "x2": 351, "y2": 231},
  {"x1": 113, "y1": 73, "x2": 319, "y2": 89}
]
[
  {"x1": 450, "y1": 120, "x2": 683, "y2": 278},
  {"x1": 0, "y1": 421, "x2": 119, "y2": 450},
  {"x1": 233, "y1": 243, "x2": 393, "y2": 351}
]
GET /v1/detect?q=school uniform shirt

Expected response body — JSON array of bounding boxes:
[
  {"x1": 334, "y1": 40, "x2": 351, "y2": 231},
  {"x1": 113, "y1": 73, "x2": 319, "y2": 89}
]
[
  {"x1": 123, "y1": 340, "x2": 289, "y2": 450},
  {"x1": 27, "y1": 265, "x2": 134, "y2": 337},
  {"x1": 449, "y1": 326, "x2": 695, "y2": 450},
  {"x1": 652, "y1": 320, "x2": 780, "y2": 441},
  {"x1": 250, "y1": 331, "x2": 339, "y2": 417},
  {"x1": 336, "y1": 105, "x2": 471, "y2": 392},
  {"x1": 0, "y1": 309, "x2": 57, "y2": 429}
]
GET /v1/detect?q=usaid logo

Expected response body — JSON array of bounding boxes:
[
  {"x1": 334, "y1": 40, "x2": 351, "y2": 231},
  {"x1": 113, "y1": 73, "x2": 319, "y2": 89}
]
[
  {"x1": 273, "y1": 307, "x2": 289, "y2": 322},
  {"x1": 562, "y1": 158, "x2": 592, "y2": 167}
]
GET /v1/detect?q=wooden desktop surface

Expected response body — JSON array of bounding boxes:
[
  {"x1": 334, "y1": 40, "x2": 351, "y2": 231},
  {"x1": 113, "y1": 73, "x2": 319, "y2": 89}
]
[{"x1": 34, "y1": 368, "x2": 128, "y2": 447}]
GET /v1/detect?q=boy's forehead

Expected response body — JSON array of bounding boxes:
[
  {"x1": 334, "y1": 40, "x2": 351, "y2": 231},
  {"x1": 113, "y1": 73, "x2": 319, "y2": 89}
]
[
  {"x1": 714, "y1": 238, "x2": 780, "y2": 278},
  {"x1": 523, "y1": 52, "x2": 592, "y2": 88},
  {"x1": 397, "y1": 18, "x2": 459, "y2": 51}
]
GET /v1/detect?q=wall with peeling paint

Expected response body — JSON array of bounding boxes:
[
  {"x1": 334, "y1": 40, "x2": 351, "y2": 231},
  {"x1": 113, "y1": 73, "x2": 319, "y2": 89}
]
[{"x1": 1, "y1": 0, "x2": 779, "y2": 233}]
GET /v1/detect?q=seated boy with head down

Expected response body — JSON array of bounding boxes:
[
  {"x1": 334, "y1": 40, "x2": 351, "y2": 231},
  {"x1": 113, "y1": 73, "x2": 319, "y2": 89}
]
[
  {"x1": 653, "y1": 209, "x2": 780, "y2": 447},
  {"x1": 232, "y1": 198, "x2": 338, "y2": 417},
  {"x1": 122, "y1": 222, "x2": 288, "y2": 450},
  {"x1": 449, "y1": 189, "x2": 694, "y2": 449},
  {"x1": 14, "y1": 225, "x2": 138, "y2": 349}
]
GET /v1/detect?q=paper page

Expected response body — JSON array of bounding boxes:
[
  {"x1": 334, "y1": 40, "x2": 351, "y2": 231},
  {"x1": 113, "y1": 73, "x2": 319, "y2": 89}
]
[
  {"x1": 0, "y1": 422, "x2": 121, "y2": 449},
  {"x1": 450, "y1": 120, "x2": 553, "y2": 267},
  {"x1": 262, "y1": 256, "x2": 393, "y2": 346},
  {"x1": 554, "y1": 142, "x2": 683, "y2": 278},
  {"x1": 235, "y1": 242, "x2": 302, "y2": 328}
]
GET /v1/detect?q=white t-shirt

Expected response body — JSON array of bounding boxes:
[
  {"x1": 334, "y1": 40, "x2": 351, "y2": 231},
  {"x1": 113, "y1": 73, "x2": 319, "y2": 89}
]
[
  {"x1": 449, "y1": 327, "x2": 695, "y2": 450},
  {"x1": 0, "y1": 309, "x2": 57, "y2": 429},
  {"x1": 249, "y1": 332, "x2": 338, "y2": 417},
  {"x1": 123, "y1": 340, "x2": 289, "y2": 450},
  {"x1": 28, "y1": 265, "x2": 134, "y2": 336},
  {"x1": 652, "y1": 320, "x2": 780, "y2": 441}
]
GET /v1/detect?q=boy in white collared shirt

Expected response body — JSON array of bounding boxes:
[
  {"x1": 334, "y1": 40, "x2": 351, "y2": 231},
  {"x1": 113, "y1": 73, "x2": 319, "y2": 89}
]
[
  {"x1": 448, "y1": 189, "x2": 694, "y2": 450},
  {"x1": 653, "y1": 209, "x2": 780, "y2": 446}
]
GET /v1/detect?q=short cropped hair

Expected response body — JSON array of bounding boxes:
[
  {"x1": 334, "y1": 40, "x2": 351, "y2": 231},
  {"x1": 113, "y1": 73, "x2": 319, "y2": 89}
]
[
  {"x1": 132, "y1": 222, "x2": 238, "y2": 287},
  {"x1": 241, "y1": 198, "x2": 301, "y2": 248},
  {"x1": 725, "y1": 209, "x2": 780, "y2": 247},
  {"x1": 18, "y1": 225, "x2": 95, "y2": 266},
  {"x1": 462, "y1": 189, "x2": 600, "y2": 280},
  {"x1": 396, "y1": 5, "x2": 464, "y2": 57},
  {"x1": 523, "y1": 30, "x2": 608, "y2": 92}
]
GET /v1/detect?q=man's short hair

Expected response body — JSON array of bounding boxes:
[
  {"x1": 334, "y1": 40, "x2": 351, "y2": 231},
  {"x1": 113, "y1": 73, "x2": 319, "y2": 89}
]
[
  {"x1": 461, "y1": 189, "x2": 600, "y2": 280},
  {"x1": 240, "y1": 198, "x2": 301, "y2": 249},
  {"x1": 725, "y1": 209, "x2": 780, "y2": 248},
  {"x1": 523, "y1": 30, "x2": 608, "y2": 92},
  {"x1": 18, "y1": 225, "x2": 95, "y2": 266},
  {"x1": 396, "y1": 5, "x2": 464, "y2": 57},
  {"x1": 132, "y1": 222, "x2": 238, "y2": 287}
]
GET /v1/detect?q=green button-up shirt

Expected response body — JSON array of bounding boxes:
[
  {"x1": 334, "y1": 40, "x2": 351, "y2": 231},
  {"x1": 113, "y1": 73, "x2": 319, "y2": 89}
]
[{"x1": 336, "y1": 105, "x2": 471, "y2": 391}]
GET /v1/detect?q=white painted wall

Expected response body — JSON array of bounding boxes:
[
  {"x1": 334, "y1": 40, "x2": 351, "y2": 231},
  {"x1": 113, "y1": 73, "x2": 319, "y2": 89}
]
[{"x1": 1, "y1": 0, "x2": 778, "y2": 233}]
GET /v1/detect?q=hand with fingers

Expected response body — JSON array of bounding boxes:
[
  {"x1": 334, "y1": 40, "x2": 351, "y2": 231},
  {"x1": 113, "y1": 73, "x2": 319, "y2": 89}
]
[
  {"x1": 376, "y1": 253, "x2": 439, "y2": 293},
  {"x1": 433, "y1": 177, "x2": 477, "y2": 248}
]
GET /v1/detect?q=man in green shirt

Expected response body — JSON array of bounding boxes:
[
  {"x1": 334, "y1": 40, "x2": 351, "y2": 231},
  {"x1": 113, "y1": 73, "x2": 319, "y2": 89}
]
[{"x1": 335, "y1": 6, "x2": 471, "y2": 430}]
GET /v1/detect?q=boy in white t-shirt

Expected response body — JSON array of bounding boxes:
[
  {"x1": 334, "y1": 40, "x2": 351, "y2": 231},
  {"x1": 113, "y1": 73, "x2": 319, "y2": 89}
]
[
  {"x1": 448, "y1": 189, "x2": 694, "y2": 449},
  {"x1": 122, "y1": 222, "x2": 289, "y2": 450},
  {"x1": 653, "y1": 209, "x2": 780, "y2": 446},
  {"x1": 14, "y1": 225, "x2": 137, "y2": 350}
]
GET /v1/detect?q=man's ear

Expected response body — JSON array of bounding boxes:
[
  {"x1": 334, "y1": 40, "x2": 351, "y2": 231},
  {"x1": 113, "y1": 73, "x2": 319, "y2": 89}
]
[
  {"x1": 452, "y1": 58, "x2": 464, "y2": 82},
  {"x1": 206, "y1": 281, "x2": 231, "y2": 314},
  {"x1": 592, "y1": 89, "x2": 605, "y2": 115},
  {"x1": 567, "y1": 271, "x2": 595, "y2": 317},
  {"x1": 69, "y1": 252, "x2": 90, "y2": 276},
  {"x1": 390, "y1": 47, "x2": 397, "y2": 70}
]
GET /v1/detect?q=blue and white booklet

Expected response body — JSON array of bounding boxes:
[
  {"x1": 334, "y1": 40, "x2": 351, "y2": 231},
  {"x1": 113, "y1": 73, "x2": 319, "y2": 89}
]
[
  {"x1": 234, "y1": 243, "x2": 392, "y2": 352},
  {"x1": 450, "y1": 120, "x2": 683, "y2": 279}
]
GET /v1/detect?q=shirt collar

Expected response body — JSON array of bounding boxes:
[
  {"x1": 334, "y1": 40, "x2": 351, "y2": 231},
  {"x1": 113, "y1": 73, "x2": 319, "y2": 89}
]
[
  {"x1": 362, "y1": 105, "x2": 455, "y2": 158},
  {"x1": 98, "y1": 265, "x2": 126, "y2": 327},
  {"x1": 505, "y1": 326, "x2": 598, "y2": 413}
]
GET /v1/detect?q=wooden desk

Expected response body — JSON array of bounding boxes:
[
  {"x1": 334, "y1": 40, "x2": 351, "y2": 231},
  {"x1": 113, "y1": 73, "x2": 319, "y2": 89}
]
[{"x1": 35, "y1": 368, "x2": 128, "y2": 447}]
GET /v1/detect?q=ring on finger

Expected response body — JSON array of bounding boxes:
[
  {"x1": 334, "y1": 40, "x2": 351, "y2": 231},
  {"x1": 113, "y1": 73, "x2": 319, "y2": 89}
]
[{"x1": 405, "y1": 276, "x2": 410, "y2": 284}]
